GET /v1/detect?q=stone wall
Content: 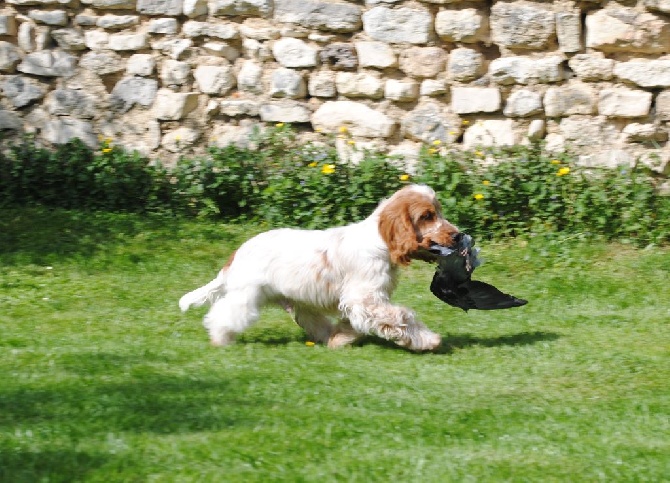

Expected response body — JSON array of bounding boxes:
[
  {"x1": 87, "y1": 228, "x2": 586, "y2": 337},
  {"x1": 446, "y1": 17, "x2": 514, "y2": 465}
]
[{"x1": 0, "y1": 0, "x2": 669, "y2": 174}]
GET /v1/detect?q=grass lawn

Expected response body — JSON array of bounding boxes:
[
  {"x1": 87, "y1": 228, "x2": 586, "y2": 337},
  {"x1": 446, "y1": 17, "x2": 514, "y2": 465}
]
[{"x1": 1, "y1": 208, "x2": 669, "y2": 482}]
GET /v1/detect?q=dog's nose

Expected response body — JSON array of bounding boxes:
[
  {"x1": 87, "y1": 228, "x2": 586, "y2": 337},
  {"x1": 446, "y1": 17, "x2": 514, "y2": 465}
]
[{"x1": 452, "y1": 232, "x2": 464, "y2": 245}]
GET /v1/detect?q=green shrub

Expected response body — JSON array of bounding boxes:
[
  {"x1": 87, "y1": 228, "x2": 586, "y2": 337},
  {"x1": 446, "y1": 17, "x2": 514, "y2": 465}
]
[{"x1": 0, "y1": 127, "x2": 668, "y2": 245}]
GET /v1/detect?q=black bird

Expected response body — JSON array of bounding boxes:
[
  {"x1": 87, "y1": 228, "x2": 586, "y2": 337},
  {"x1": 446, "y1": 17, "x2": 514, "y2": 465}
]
[{"x1": 429, "y1": 234, "x2": 528, "y2": 311}]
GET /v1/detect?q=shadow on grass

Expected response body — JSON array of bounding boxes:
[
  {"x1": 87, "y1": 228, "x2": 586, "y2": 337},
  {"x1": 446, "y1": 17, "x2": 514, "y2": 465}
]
[
  {"x1": 0, "y1": 207, "x2": 248, "y2": 265},
  {"x1": 436, "y1": 331, "x2": 561, "y2": 354},
  {"x1": 0, "y1": 448, "x2": 110, "y2": 483}
]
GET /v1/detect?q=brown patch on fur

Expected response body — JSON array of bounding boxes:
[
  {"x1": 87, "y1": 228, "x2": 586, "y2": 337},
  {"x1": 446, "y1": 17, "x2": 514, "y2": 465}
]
[{"x1": 222, "y1": 249, "x2": 237, "y2": 270}]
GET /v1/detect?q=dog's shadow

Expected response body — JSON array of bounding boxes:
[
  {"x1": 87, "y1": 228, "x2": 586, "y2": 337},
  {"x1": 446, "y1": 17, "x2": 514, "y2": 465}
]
[{"x1": 358, "y1": 330, "x2": 560, "y2": 354}]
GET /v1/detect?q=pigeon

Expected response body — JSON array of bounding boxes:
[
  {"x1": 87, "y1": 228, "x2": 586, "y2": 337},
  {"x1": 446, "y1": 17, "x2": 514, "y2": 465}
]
[{"x1": 429, "y1": 234, "x2": 528, "y2": 311}]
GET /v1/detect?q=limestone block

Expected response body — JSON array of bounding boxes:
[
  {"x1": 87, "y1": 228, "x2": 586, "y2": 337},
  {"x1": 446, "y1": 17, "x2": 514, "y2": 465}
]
[
  {"x1": 209, "y1": 0, "x2": 273, "y2": 17},
  {"x1": 108, "y1": 33, "x2": 148, "y2": 51},
  {"x1": 447, "y1": 48, "x2": 484, "y2": 82},
  {"x1": 491, "y1": 1, "x2": 555, "y2": 50},
  {"x1": 655, "y1": 91, "x2": 670, "y2": 120},
  {"x1": 312, "y1": 100, "x2": 395, "y2": 137},
  {"x1": 219, "y1": 100, "x2": 260, "y2": 116},
  {"x1": 29, "y1": 9, "x2": 68, "y2": 26},
  {"x1": 622, "y1": 123, "x2": 668, "y2": 143},
  {"x1": 2, "y1": 75, "x2": 48, "y2": 107},
  {"x1": 203, "y1": 42, "x2": 239, "y2": 61},
  {"x1": 151, "y1": 38, "x2": 193, "y2": 60},
  {"x1": 335, "y1": 72, "x2": 384, "y2": 99},
  {"x1": 463, "y1": 120, "x2": 516, "y2": 149},
  {"x1": 17, "y1": 51, "x2": 78, "y2": 77},
  {"x1": 568, "y1": 53, "x2": 614, "y2": 81},
  {"x1": 451, "y1": 87, "x2": 501, "y2": 114},
  {"x1": 183, "y1": 21, "x2": 238, "y2": 39},
  {"x1": 162, "y1": 127, "x2": 201, "y2": 152},
  {"x1": 320, "y1": 43, "x2": 357, "y2": 71},
  {"x1": 384, "y1": 79, "x2": 419, "y2": 102},
  {"x1": 110, "y1": 77, "x2": 159, "y2": 112},
  {"x1": 75, "y1": 13, "x2": 98, "y2": 26},
  {"x1": 240, "y1": 19, "x2": 279, "y2": 40},
  {"x1": 544, "y1": 83, "x2": 596, "y2": 117},
  {"x1": 559, "y1": 116, "x2": 619, "y2": 148},
  {"x1": 45, "y1": 88, "x2": 98, "y2": 118},
  {"x1": 614, "y1": 60, "x2": 670, "y2": 88},
  {"x1": 127, "y1": 54, "x2": 156, "y2": 76},
  {"x1": 153, "y1": 89, "x2": 199, "y2": 120},
  {"x1": 80, "y1": 51, "x2": 126, "y2": 75},
  {"x1": 237, "y1": 60, "x2": 263, "y2": 93},
  {"x1": 270, "y1": 67, "x2": 306, "y2": 98},
  {"x1": 273, "y1": 0, "x2": 362, "y2": 33},
  {"x1": 0, "y1": 42, "x2": 22, "y2": 73},
  {"x1": 354, "y1": 41, "x2": 396, "y2": 69},
  {"x1": 210, "y1": 120, "x2": 262, "y2": 148},
  {"x1": 645, "y1": 0, "x2": 670, "y2": 14},
  {"x1": 420, "y1": 79, "x2": 446, "y2": 97},
  {"x1": 400, "y1": 102, "x2": 462, "y2": 144},
  {"x1": 95, "y1": 14, "x2": 138, "y2": 29},
  {"x1": 160, "y1": 59, "x2": 191, "y2": 86},
  {"x1": 18, "y1": 23, "x2": 50, "y2": 52},
  {"x1": 81, "y1": 0, "x2": 136, "y2": 8},
  {"x1": 489, "y1": 56, "x2": 564, "y2": 85},
  {"x1": 527, "y1": 119, "x2": 545, "y2": 140},
  {"x1": 598, "y1": 88, "x2": 652, "y2": 118},
  {"x1": 0, "y1": 111, "x2": 22, "y2": 131},
  {"x1": 84, "y1": 30, "x2": 110, "y2": 50},
  {"x1": 8, "y1": 0, "x2": 75, "y2": 5},
  {"x1": 308, "y1": 71, "x2": 336, "y2": 97},
  {"x1": 98, "y1": 115, "x2": 161, "y2": 153},
  {"x1": 42, "y1": 118, "x2": 98, "y2": 148},
  {"x1": 51, "y1": 29, "x2": 87, "y2": 51},
  {"x1": 272, "y1": 38, "x2": 317, "y2": 68},
  {"x1": 399, "y1": 47, "x2": 447, "y2": 79},
  {"x1": 242, "y1": 38, "x2": 273, "y2": 61},
  {"x1": 503, "y1": 89, "x2": 543, "y2": 117},
  {"x1": 0, "y1": 14, "x2": 17, "y2": 36},
  {"x1": 362, "y1": 6, "x2": 432, "y2": 45},
  {"x1": 259, "y1": 100, "x2": 311, "y2": 123},
  {"x1": 183, "y1": 0, "x2": 208, "y2": 17},
  {"x1": 556, "y1": 11, "x2": 581, "y2": 53},
  {"x1": 137, "y1": 0, "x2": 183, "y2": 15},
  {"x1": 194, "y1": 65, "x2": 236, "y2": 95},
  {"x1": 435, "y1": 8, "x2": 488, "y2": 44},
  {"x1": 147, "y1": 18, "x2": 178, "y2": 34},
  {"x1": 586, "y1": 8, "x2": 670, "y2": 54}
]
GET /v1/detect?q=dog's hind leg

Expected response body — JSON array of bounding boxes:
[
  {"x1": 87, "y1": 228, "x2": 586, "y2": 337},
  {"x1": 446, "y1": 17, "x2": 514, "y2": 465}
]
[
  {"x1": 293, "y1": 306, "x2": 334, "y2": 344},
  {"x1": 204, "y1": 286, "x2": 263, "y2": 346},
  {"x1": 328, "y1": 319, "x2": 364, "y2": 348}
]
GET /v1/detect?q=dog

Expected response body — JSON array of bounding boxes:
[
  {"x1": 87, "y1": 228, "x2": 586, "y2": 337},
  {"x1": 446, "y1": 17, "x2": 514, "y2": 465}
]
[{"x1": 179, "y1": 184, "x2": 460, "y2": 351}]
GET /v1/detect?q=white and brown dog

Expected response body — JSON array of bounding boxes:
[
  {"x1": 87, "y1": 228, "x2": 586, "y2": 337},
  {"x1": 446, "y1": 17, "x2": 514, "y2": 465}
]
[{"x1": 179, "y1": 184, "x2": 460, "y2": 351}]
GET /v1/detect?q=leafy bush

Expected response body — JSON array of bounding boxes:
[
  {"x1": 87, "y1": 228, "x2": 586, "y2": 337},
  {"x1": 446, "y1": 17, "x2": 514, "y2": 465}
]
[{"x1": 0, "y1": 127, "x2": 668, "y2": 245}]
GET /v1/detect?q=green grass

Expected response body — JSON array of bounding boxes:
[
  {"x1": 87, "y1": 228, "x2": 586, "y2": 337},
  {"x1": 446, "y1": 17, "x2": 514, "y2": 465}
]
[{"x1": 1, "y1": 208, "x2": 669, "y2": 482}]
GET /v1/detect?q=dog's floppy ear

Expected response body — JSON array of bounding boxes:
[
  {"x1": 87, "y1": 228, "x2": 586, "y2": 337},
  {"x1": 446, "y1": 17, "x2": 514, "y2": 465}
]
[{"x1": 378, "y1": 197, "x2": 419, "y2": 266}]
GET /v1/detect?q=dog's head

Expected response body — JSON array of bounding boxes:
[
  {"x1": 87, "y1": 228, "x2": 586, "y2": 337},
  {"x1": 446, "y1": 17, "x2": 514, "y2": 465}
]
[{"x1": 378, "y1": 184, "x2": 460, "y2": 266}]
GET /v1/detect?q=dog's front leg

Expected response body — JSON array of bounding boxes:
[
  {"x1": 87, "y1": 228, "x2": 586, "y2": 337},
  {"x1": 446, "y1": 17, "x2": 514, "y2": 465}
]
[{"x1": 343, "y1": 302, "x2": 442, "y2": 352}]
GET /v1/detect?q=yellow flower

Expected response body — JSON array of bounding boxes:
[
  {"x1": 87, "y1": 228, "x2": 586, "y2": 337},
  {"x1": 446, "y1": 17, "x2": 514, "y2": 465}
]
[
  {"x1": 474, "y1": 193, "x2": 485, "y2": 200},
  {"x1": 305, "y1": 341, "x2": 315, "y2": 347},
  {"x1": 102, "y1": 147, "x2": 112, "y2": 154},
  {"x1": 338, "y1": 126, "x2": 348, "y2": 133},
  {"x1": 432, "y1": 139, "x2": 441, "y2": 146},
  {"x1": 557, "y1": 167, "x2": 571, "y2": 176},
  {"x1": 428, "y1": 148, "x2": 437, "y2": 154},
  {"x1": 399, "y1": 174, "x2": 410, "y2": 182},
  {"x1": 321, "y1": 164, "x2": 336, "y2": 175},
  {"x1": 462, "y1": 120, "x2": 470, "y2": 125},
  {"x1": 105, "y1": 137, "x2": 113, "y2": 144},
  {"x1": 475, "y1": 151, "x2": 484, "y2": 157},
  {"x1": 482, "y1": 180, "x2": 490, "y2": 186},
  {"x1": 347, "y1": 140, "x2": 356, "y2": 145},
  {"x1": 308, "y1": 161, "x2": 318, "y2": 168},
  {"x1": 174, "y1": 135, "x2": 181, "y2": 142},
  {"x1": 449, "y1": 131, "x2": 457, "y2": 135},
  {"x1": 551, "y1": 159, "x2": 561, "y2": 165},
  {"x1": 276, "y1": 123, "x2": 284, "y2": 128},
  {"x1": 315, "y1": 127, "x2": 322, "y2": 133}
]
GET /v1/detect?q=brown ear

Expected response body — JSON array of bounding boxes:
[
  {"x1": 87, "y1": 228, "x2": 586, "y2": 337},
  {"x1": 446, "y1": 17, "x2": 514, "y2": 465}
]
[{"x1": 378, "y1": 199, "x2": 419, "y2": 266}]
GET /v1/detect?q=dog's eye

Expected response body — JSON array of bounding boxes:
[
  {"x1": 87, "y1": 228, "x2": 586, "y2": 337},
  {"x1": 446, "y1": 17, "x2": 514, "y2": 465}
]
[{"x1": 421, "y1": 212, "x2": 434, "y2": 221}]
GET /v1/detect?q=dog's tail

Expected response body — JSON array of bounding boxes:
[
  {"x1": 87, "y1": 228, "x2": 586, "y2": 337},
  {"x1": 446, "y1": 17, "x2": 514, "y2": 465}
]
[{"x1": 179, "y1": 269, "x2": 228, "y2": 312}]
